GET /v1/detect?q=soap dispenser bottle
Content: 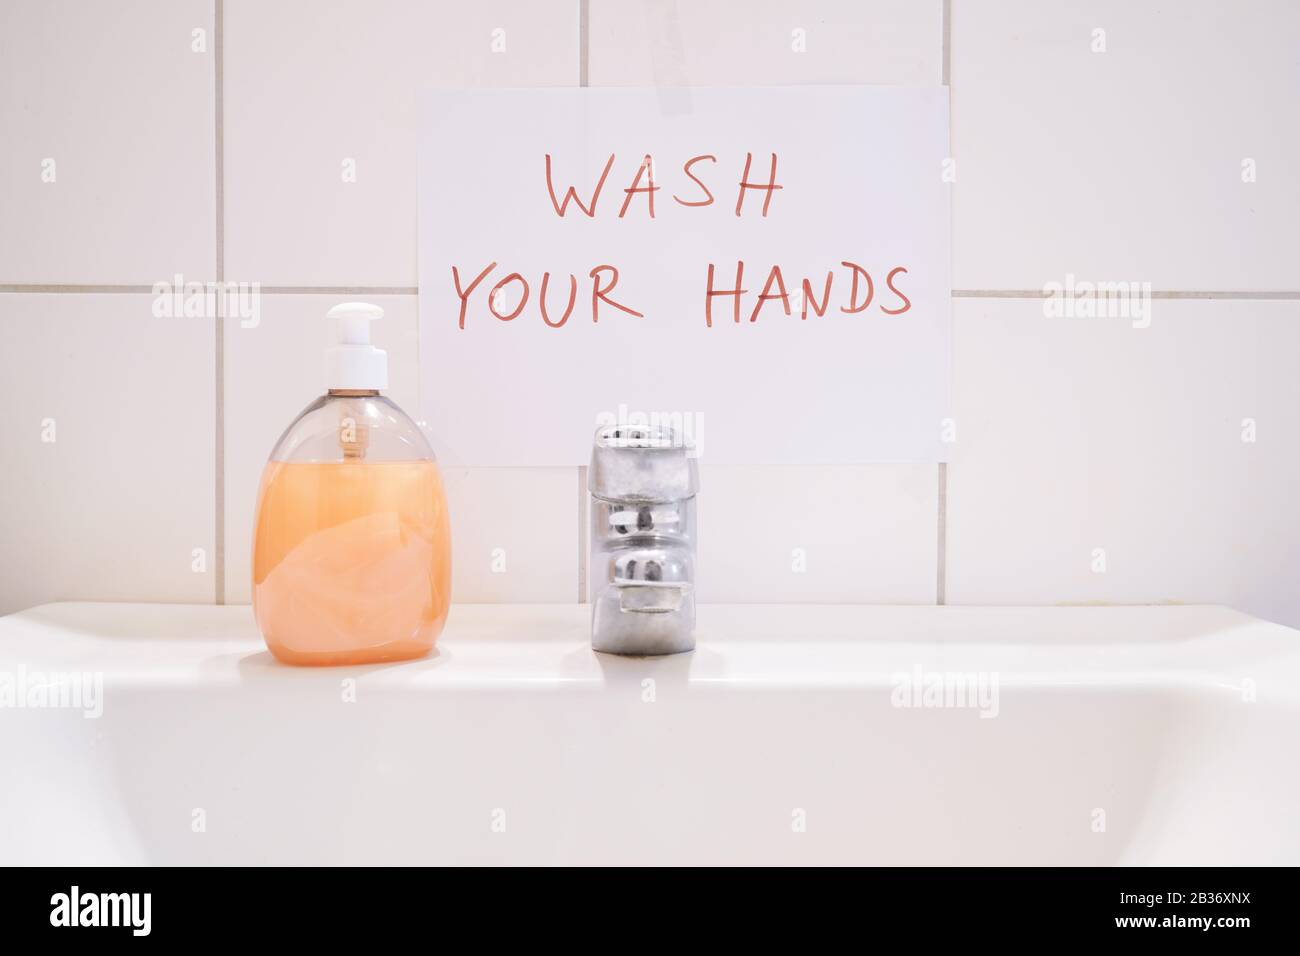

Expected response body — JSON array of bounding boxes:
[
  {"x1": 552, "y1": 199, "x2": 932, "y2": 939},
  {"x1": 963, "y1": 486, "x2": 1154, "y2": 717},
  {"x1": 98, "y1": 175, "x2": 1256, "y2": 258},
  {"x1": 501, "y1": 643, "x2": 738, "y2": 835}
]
[{"x1": 252, "y1": 302, "x2": 452, "y2": 665}]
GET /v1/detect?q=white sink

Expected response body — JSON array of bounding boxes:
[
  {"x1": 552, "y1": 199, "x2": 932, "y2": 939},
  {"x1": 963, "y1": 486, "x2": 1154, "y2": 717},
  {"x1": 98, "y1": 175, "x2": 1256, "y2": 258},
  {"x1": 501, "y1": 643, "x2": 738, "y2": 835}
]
[{"x1": 2, "y1": 602, "x2": 1297, "y2": 865}]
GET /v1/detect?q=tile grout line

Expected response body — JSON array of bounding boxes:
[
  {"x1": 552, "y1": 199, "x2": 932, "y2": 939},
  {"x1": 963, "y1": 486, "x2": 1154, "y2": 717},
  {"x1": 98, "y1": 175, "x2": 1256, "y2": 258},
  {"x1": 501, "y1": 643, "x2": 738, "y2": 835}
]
[
  {"x1": 941, "y1": 0, "x2": 951, "y2": 86},
  {"x1": 579, "y1": 0, "x2": 589, "y2": 88},
  {"x1": 214, "y1": 0, "x2": 225, "y2": 605},
  {"x1": 576, "y1": 0, "x2": 589, "y2": 604},
  {"x1": 937, "y1": 463, "x2": 948, "y2": 605},
  {"x1": 938, "y1": 0, "x2": 951, "y2": 606},
  {"x1": 0, "y1": 286, "x2": 419, "y2": 294},
  {"x1": 258, "y1": 286, "x2": 420, "y2": 294},
  {"x1": 954, "y1": 289, "x2": 1300, "y2": 300},
  {"x1": 577, "y1": 466, "x2": 588, "y2": 603},
  {"x1": 0, "y1": 285, "x2": 159, "y2": 293}
]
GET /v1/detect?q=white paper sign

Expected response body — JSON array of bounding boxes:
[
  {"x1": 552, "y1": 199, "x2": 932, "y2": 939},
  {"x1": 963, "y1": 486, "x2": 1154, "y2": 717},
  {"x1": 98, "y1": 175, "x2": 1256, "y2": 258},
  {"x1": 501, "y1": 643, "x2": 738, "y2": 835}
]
[{"x1": 418, "y1": 86, "x2": 950, "y2": 465}]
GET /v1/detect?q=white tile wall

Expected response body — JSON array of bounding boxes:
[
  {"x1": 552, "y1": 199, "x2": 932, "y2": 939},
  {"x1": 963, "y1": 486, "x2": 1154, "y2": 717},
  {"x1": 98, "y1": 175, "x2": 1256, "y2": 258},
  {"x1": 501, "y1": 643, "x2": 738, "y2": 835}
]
[
  {"x1": 6, "y1": 1, "x2": 1300, "y2": 626},
  {"x1": 0, "y1": 295, "x2": 215, "y2": 614},
  {"x1": 947, "y1": 298, "x2": 1300, "y2": 626},
  {"x1": 697, "y1": 465, "x2": 938, "y2": 604},
  {"x1": 589, "y1": 0, "x2": 942, "y2": 87},
  {"x1": 441, "y1": 467, "x2": 578, "y2": 602},
  {"x1": 0, "y1": 0, "x2": 215, "y2": 284},
  {"x1": 951, "y1": 0, "x2": 1300, "y2": 291},
  {"x1": 223, "y1": 0, "x2": 579, "y2": 287}
]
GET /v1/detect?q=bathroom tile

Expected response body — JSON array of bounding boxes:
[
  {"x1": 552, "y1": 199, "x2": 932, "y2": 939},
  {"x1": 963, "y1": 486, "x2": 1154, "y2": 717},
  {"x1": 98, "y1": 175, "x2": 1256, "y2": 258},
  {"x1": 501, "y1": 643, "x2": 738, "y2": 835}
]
[
  {"x1": 0, "y1": 0, "x2": 215, "y2": 284},
  {"x1": 223, "y1": 0, "x2": 579, "y2": 287},
  {"x1": 441, "y1": 467, "x2": 579, "y2": 603},
  {"x1": 951, "y1": 0, "x2": 1300, "y2": 291},
  {"x1": 0, "y1": 294, "x2": 215, "y2": 614},
  {"x1": 222, "y1": 294, "x2": 577, "y2": 604},
  {"x1": 695, "y1": 464, "x2": 939, "y2": 604},
  {"x1": 589, "y1": 0, "x2": 942, "y2": 86},
  {"x1": 946, "y1": 297, "x2": 1300, "y2": 627}
]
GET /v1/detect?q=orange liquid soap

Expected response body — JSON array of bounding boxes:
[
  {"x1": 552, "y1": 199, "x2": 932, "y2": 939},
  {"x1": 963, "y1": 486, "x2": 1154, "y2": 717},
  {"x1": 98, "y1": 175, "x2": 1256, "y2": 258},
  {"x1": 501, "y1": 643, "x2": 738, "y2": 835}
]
[{"x1": 253, "y1": 459, "x2": 451, "y2": 665}]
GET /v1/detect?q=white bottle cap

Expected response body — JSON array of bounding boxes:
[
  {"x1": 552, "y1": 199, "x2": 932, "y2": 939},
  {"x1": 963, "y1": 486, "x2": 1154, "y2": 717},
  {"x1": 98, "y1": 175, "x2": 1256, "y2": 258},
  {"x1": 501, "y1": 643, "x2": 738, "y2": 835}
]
[{"x1": 325, "y1": 302, "x2": 388, "y2": 390}]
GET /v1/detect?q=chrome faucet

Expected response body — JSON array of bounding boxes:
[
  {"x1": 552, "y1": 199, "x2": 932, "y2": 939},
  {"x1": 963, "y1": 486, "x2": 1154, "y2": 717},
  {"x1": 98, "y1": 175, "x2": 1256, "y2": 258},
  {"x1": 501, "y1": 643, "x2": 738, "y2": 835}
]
[{"x1": 588, "y1": 425, "x2": 698, "y2": 655}]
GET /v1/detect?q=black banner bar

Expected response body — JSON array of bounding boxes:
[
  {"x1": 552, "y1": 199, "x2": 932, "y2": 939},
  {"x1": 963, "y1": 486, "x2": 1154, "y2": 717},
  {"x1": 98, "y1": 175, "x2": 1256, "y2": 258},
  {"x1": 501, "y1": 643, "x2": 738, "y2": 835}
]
[{"x1": 0, "y1": 866, "x2": 1287, "y2": 943}]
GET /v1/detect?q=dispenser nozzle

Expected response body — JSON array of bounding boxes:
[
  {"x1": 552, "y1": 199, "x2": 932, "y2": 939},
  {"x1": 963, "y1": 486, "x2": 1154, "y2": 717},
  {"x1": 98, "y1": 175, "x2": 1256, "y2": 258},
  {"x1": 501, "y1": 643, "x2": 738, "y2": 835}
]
[{"x1": 325, "y1": 302, "x2": 388, "y2": 391}]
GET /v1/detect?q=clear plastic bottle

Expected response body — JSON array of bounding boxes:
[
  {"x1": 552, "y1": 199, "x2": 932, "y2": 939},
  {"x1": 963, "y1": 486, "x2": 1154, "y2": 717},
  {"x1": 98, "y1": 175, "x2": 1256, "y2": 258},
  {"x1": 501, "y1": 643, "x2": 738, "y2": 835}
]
[{"x1": 252, "y1": 303, "x2": 451, "y2": 665}]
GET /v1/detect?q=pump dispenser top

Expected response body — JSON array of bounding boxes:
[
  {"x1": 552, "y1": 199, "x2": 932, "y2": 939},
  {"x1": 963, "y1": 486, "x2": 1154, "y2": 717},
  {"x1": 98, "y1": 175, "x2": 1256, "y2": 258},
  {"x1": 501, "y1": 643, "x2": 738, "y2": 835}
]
[{"x1": 325, "y1": 301, "x2": 388, "y2": 391}]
